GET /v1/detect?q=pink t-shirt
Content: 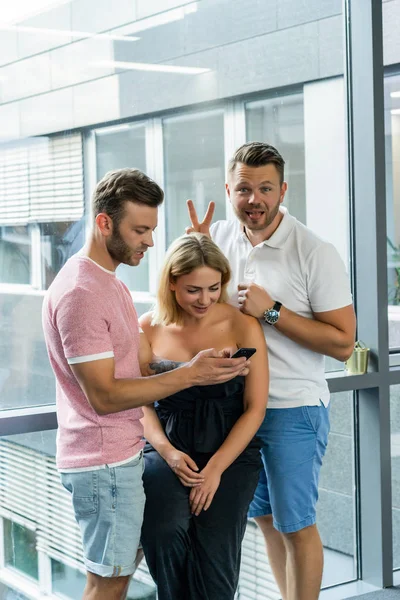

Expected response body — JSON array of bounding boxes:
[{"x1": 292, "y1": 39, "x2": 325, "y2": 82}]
[{"x1": 42, "y1": 255, "x2": 144, "y2": 469}]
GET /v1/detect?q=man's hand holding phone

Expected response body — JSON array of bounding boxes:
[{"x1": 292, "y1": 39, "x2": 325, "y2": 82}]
[{"x1": 231, "y1": 347, "x2": 257, "y2": 360}]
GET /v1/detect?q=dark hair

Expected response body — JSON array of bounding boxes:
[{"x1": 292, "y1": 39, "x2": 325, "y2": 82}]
[
  {"x1": 228, "y1": 142, "x2": 285, "y2": 183},
  {"x1": 93, "y1": 168, "x2": 164, "y2": 226}
]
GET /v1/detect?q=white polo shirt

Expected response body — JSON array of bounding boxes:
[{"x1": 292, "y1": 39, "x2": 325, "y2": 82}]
[{"x1": 210, "y1": 207, "x2": 353, "y2": 409}]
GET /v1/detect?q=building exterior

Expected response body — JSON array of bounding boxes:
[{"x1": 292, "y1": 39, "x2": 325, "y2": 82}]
[{"x1": 0, "y1": 1, "x2": 400, "y2": 598}]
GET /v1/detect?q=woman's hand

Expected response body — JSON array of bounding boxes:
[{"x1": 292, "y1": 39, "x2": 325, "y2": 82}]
[
  {"x1": 163, "y1": 448, "x2": 204, "y2": 487},
  {"x1": 189, "y1": 463, "x2": 222, "y2": 516}
]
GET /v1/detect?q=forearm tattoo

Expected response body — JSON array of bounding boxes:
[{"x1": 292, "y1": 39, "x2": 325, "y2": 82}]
[{"x1": 149, "y1": 359, "x2": 184, "y2": 374}]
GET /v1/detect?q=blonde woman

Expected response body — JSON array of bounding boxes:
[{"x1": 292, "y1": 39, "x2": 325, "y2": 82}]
[{"x1": 139, "y1": 233, "x2": 269, "y2": 600}]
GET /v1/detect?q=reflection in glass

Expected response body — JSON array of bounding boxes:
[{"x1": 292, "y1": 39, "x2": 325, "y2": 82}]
[
  {"x1": 0, "y1": 226, "x2": 30, "y2": 285},
  {"x1": 390, "y1": 385, "x2": 400, "y2": 569},
  {"x1": 385, "y1": 74, "x2": 400, "y2": 349},
  {"x1": 51, "y1": 560, "x2": 86, "y2": 598},
  {"x1": 40, "y1": 219, "x2": 85, "y2": 289},
  {"x1": 318, "y1": 392, "x2": 357, "y2": 586},
  {"x1": 96, "y1": 124, "x2": 149, "y2": 292},
  {"x1": 96, "y1": 125, "x2": 147, "y2": 179},
  {"x1": 4, "y1": 520, "x2": 38, "y2": 580},
  {"x1": 0, "y1": 293, "x2": 55, "y2": 409},
  {"x1": 163, "y1": 111, "x2": 225, "y2": 246},
  {"x1": 0, "y1": 583, "x2": 30, "y2": 600}
]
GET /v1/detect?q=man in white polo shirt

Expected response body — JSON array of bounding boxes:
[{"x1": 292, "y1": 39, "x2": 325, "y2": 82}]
[{"x1": 187, "y1": 142, "x2": 356, "y2": 600}]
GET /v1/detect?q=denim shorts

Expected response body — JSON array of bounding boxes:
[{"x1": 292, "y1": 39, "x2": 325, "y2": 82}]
[
  {"x1": 248, "y1": 403, "x2": 330, "y2": 533},
  {"x1": 61, "y1": 452, "x2": 145, "y2": 577}
]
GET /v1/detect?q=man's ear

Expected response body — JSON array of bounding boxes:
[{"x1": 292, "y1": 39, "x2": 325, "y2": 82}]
[
  {"x1": 225, "y1": 182, "x2": 231, "y2": 201},
  {"x1": 280, "y1": 182, "x2": 288, "y2": 203},
  {"x1": 95, "y1": 213, "x2": 113, "y2": 237}
]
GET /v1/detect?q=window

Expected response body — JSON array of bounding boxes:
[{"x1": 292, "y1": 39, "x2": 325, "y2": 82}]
[
  {"x1": 391, "y1": 384, "x2": 400, "y2": 569},
  {"x1": 163, "y1": 111, "x2": 225, "y2": 246},
  {"x1": 0, "y1": 583, "x2": 30, "y2": 599},
  {"x1": 0, "y1": 227, "x2": 30, "y2": 285},
  {"x1": 40, "y1": 220, "x2": 85, "y2": 289},
  {"x1": 51, "y1": 560, "x2": 86, "y2": 598},
  {"x1": 246, "y1": 92, "x2": 306, "y2": 224},
  {"x1": 95, "y1": 124, "x2": 150, "y2": 292},
  {"x1": 385, "y1": 73, "x2": 400, "y2": 350},
  {"x1": 3, "y1": 520, "x2": 38, "y2": 581}
]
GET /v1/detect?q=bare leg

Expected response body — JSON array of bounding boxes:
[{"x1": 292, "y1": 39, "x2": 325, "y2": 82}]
[
  {"x1": 254, "y1": 515, "x2": 288, "y2": 600},
  {"x1": 83, "y1": 572, "x2": 131, "y2": 600},
  {"x1": 135, "y1": 547, "x2": 144, "y2": 572},
  {"x1": 282, "y1": 524, "x2": 323, "y2": 600}
]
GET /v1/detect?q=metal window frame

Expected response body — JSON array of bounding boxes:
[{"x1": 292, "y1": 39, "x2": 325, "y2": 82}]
[{"x1": 345, "y1": 0, "x2": 394, "y2": 589}]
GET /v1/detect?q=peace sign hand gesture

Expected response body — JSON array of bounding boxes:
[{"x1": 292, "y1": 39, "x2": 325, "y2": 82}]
[{"x1": 185, "y1": 200, "x2": 215, "y2": 237}]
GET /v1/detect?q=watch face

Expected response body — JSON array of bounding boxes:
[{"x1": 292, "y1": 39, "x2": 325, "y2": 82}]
[{"x1": 265, "y1": 309, "x2": 279, "y2": 324}]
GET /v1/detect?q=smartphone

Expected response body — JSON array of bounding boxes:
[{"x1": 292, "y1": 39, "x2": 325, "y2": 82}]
[{"x1": 231, "y1": 347, "x2": 257, "y2": 360}]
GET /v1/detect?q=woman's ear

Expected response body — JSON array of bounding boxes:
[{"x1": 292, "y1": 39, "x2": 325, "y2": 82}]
[{"x1": 169, "y1": 279, "x2": 176, "y2": 291}]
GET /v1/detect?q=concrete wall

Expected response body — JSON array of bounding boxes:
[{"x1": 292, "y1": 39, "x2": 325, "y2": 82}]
[{"x1": 0, "y1": 0, "x2": 343, "y2": 139}]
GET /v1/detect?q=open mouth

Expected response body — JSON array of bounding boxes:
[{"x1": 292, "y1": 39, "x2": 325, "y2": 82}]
[{"x1": 245, "y1": 210, "x2": 265, "y2": 220}]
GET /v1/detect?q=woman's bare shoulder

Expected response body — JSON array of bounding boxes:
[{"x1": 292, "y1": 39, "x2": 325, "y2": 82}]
[
  {"x1": 138, "y1": 311, "x2": 156, "y2": 334},
  {"x1": 218, "y1": 303, "x2": 256, "y2": 323}
]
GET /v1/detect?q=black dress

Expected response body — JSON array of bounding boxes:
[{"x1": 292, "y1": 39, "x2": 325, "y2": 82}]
[{"x1": 141, "y1": 376, "x2": 262, "y2": 600}]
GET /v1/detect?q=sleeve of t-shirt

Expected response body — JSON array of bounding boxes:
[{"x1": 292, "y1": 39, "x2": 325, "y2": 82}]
[
  {"x1": 55, "y1": 287, "x2": 114, "y2": 365},
  {"x1": 307, "y1": 243, "x2": 353, "y2": 313}
]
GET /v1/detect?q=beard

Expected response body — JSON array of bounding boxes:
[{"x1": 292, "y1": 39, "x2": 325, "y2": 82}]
[
  {"x1": 235, "y1": 197, "x2": 281, "y2": 232},
  {"x1": 106, "y1": 225, "x2": 138, "y2": 266}
]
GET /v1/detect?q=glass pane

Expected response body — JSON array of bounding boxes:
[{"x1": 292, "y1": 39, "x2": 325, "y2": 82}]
[
  {"x1": 4, "y1": 520, "x2": 38, "y2": 580},
  {"x1": 40, "y1": 219, "x2": 85, "y2": 289},
  {"x1": 385, "y1": 74, "x2": 400, "y2": 350},
  {"x1": 163, "y1": 111, "x2": 225, "y2": 246},
  {"x1": 319, "y1": 392, "x2": 357, "y2": 585},
  {"x1": 391, "y1": 384, "x2": 400, "y2": 569},
  {"x1": 0, "y1": 584, "x2": 30, "y2": 600},
  {"x1": 51, "y1": 560, "x2": 86, "y2": 598},
  {"x1": 246, "y1": 93, "x2": 306, "y2": 224},
  {"x1": 0, "y1": 226, "x2": 31, "y2": 285},
  {"x1": 0, "y1": 431, "x2": 156, "y2": 598},
  {"x1": 96, "y1": 125, "x2": 150, "y2": 292},
  {"x1": 96, "y1": 125, "x2": 147, "y2": 178},
  {"x1": 0, "y1": 293, "x2": 55, "y2": 409},
  {"x1": 133, "y1": 302, "x2": 154, "y2": 318}
]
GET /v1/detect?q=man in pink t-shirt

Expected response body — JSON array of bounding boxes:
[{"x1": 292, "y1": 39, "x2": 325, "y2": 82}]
[{"x1": 42, "y1": 168, "x2": 249, "y2": 600}]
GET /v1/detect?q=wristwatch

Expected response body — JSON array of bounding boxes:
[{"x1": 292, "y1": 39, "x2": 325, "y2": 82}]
[{"x1": 263, "y1": 301, "x2": 282, "y2": 325}]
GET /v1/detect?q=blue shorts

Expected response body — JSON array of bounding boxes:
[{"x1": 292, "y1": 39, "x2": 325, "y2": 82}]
[
  {"x1": 61, "y1": 452, "x2": 145, "y2": 577},
  {"x1": 248, "y1": 403, "x2": 330, "y2": 533}
]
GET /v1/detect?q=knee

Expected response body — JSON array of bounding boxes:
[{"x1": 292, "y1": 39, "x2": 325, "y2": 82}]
[
  {"x1": 254, "y1": 514, "x2": 275, "y2": 537},
  {"x1": 282, "y1": 524, "x2": 319, "y2": 549},
  {"x1": 143, "y1": 517, "x2": 188, "y2": 547}
]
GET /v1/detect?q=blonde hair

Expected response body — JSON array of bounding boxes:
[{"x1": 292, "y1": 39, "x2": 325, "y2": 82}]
[{"x1": 152, "y1": 233, "x2": 231, "y2": 326}]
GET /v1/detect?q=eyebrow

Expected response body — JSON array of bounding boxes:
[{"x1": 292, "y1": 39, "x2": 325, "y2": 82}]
[
  {"x1": 236, "y1": 180, "x2": 276, "y2": 186},
  {"x1": 186, "y1": 282, "x2": 221, "y2": 289}
]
